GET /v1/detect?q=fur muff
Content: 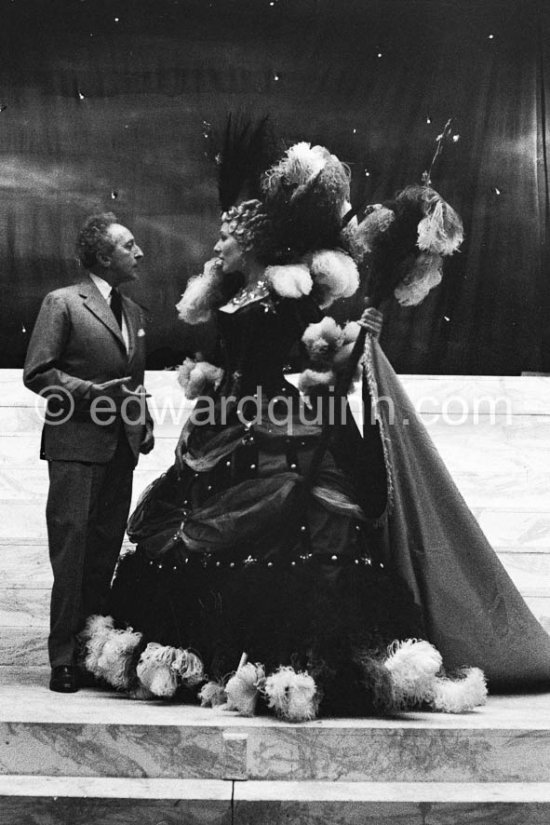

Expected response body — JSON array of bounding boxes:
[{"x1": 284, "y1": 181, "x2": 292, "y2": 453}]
[
  {"x1": 175, "y1": 258, "x2": 224, "y2": 325},
  {"x1": 265, "y1": 263, "x2": 313, "y2": 299},
  {"x1": 264, "y1": 666, "x2": 319, "y2": 722},
  {"x1": 301, "y1": 316, "x2": 344, "y2": 367},
  {"x1": 225, "y1": 662, "x2": 266, "y2": 717},
  {"x1": 177, "y1": 357, "x2": 224, "y2": 399},
  {"x1": 300, "y1": 317, "x2": 361, "y2": 390},
  {"x1": 297, "y1": 368, "x2": 335, "y2": 397},
  {"x1": 303, "y1": 249, "x2": 359, "y2": 308}
]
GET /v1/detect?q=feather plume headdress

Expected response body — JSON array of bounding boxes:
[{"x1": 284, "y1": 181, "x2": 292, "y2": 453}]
[{"x1": 261, "y1": 142, "x2": 351, "y2": 262}]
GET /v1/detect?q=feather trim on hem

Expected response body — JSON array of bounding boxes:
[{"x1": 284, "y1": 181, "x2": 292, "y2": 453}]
[
  {"x1": 79, "y1": 615, "x2": 205, "y2": 699},
  {"x1": 428, "y1": 668, "x2": 487, "y2": 713},
  {"x1": 79, "y1": 615, "x2": 143, "y2": 692},
  {"x1": 136, "y1": 642, "x2": 204, "y2": 698},
  {"x1": 383, "y1": 638, "x2": 442, "y2": 708},
  {"x1": 198, "y1": 681, "x2": 227, "y2": 708},
  {"x1": 383, "y1": 638, "x2": 487, "y2": 712},
  {"x1": 264, "y1": 666, "x2": 319, "y2": 722},
  {"x1": 225, "y1": 661, "x2": 266, "y2": 717}
]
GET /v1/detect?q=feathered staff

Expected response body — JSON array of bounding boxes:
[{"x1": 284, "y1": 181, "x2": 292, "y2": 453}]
[
  {"x1": 337, "y1": 122, "x2": 464, "y2": 386},
  {"x1": 306, "y1": 123, "x2": 464, "y2": 482}
]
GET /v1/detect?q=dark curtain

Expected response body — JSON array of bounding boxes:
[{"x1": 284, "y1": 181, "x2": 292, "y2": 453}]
[{"x1": 0, "y1": 0, "x2": 548, "y2": 373}]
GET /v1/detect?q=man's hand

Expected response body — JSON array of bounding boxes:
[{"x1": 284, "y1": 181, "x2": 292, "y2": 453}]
[
  {"x1": 88, "y1": 377, "x2": 132, "y2": 399},
  {"x1": 88, "y1": 377, "x2": 151, "y2": 400},
  {"x1": 359, "y1": 307, "x2": 383, "y2": 340},
  {"x1": 140, "y1": 419, "x2": 155, "y2": 455},
  {"x1": 121, "y1": 383, "x2": 152, "y2": 399}
]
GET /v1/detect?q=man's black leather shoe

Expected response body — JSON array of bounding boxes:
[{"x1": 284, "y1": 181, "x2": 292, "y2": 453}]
[{"x1": 50, "y1": 665, "x2": 79, "y2": 693}]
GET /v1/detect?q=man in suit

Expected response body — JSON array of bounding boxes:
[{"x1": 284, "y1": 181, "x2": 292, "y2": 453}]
[{"x1": 23, "y1": 212, "x2": 154, "y2": 693}]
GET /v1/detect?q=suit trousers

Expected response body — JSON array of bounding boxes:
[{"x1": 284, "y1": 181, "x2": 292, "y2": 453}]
[{"x1": 45, "y1": 430, "x2": 136, "y2": 667}]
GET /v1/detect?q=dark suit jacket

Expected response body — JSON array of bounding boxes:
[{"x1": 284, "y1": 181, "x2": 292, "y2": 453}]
[{"x1": 23, "y1": 276, "x2": 152, "y2": 463}]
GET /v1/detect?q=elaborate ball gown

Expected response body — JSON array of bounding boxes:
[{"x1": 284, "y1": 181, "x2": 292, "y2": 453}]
[{"x1": 84, "y1": 283, "x2": 550, "y2": 718}]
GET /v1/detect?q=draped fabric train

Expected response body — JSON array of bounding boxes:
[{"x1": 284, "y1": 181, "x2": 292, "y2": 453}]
[{"x1": 367, "y1": 338, "x2": 550, "y2": 688}]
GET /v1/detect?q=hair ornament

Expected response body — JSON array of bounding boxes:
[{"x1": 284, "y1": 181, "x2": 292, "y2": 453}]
[{"x1": 221, "y1": 198, "x2": 269, "y2": 253}]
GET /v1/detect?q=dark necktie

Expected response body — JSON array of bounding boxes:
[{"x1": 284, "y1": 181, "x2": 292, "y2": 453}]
[{"x1": 110, "y1": 287, "x2": 123, "y2": 329}]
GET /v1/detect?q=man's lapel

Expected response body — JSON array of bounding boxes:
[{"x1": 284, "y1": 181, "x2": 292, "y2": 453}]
[
  {"x1": 78, "y1": 276, "x2": 126, "y2": 349},
  {"x1": 122, "y1": 295, "x2": 138, "y2": 359}
]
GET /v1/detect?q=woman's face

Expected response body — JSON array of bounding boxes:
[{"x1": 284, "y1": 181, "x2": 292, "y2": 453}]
[{"x1": 213, "y1": 222, "x2": 244, "y2": 274}]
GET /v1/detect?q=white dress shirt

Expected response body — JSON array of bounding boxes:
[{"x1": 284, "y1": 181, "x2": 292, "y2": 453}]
[{"x1": 90, "y1": 273, "x2": 130, "y2": 352}]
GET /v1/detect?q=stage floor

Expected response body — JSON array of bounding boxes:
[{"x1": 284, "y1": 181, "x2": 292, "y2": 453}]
[
  {"x1": 2, "y1": 667, "x2": 550, "y2": 824},
  {"x1": 2, "y1": 666, "x2": 550, "y2": 732}
]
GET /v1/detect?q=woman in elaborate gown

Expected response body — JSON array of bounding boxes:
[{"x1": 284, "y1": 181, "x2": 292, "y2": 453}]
[{"x1": 81, "y1": 141, "x2": 550, "y2": 720}]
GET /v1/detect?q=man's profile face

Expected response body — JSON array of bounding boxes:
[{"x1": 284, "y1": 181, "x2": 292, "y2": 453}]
[{"x1": 103, "y1": 223, "x2": 143, "y2": 284}]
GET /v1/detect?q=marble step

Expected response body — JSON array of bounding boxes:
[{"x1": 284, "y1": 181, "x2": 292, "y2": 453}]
[
  {"x1": 1, "y1": 668, "x2": 550, "y2": 784},
  {"x1": 236, "y1": 781, "x2": 550, "y2": 825},
  {"x1": 2, "y1": 777, "x2": 550, "y2": 825},
  {"x1": 0, "y1": 776, "x2": 231, "y2": 825}
]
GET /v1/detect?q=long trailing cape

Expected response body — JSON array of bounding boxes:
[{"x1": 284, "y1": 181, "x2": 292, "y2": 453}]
[{"x1": 365, "y1": 337, "x2": 550, "y2": 690}]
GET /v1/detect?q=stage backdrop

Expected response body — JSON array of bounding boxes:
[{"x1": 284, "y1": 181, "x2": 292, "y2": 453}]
[{"x1": 0, "y1": 0, "x2": 548, "y2": 374}]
